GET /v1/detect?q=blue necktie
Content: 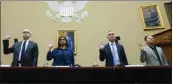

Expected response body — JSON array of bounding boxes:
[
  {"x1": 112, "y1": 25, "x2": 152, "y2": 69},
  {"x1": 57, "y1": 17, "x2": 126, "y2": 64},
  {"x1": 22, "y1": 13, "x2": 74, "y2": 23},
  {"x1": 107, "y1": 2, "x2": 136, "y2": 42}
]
[
  {"x1": 111, "y1": 44, "x2": 117, "y2": 65},
  {"x1": 21, "y1": 41, "x2": 26, "y2": 58}
]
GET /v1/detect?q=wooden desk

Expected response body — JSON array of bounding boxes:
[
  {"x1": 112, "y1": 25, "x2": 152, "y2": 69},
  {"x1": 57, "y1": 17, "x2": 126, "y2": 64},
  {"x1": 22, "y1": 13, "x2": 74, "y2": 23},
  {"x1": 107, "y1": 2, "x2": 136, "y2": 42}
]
[{"x1": 0, "y1": 66, "x2": 171, "y2": 83}]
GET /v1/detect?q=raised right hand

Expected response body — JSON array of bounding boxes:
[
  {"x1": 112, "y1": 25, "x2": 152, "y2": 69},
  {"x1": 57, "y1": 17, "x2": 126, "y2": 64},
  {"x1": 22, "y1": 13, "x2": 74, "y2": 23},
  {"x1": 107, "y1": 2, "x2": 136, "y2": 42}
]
[
  {"x1": 100, "y1": 42, "x2": 105, "y2": 50},
  {"x1": 139, "y1": 44, "x2": 144, "y2": 51},
  {"x1": 48, "y1": 44, "x2": 53, "y2": 49},
  {"x1": 5, "y1": 32, "x2": 11, "y2": 40}
]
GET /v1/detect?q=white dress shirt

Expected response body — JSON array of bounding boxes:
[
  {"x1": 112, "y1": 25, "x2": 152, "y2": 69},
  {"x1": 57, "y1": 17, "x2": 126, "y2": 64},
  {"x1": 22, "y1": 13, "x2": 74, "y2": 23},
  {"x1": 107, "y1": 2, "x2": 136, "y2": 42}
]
[
  {"x1": 18, "y1": 40, "x2": 29, "y2": 61},
  {"x1": 109, "y1": 42, "x2": 120, "y2": 65}
]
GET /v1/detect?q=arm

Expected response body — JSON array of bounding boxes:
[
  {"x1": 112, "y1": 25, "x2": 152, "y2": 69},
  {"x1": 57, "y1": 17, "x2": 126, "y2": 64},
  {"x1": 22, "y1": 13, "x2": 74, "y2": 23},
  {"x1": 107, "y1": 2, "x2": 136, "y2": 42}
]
[
  {"x1": 121, "y1": 45, "x2": 128, "y2": 65},
  {"x1": 70, "y1": 39, "x2": 73, "y2": 51},
  {"x1": 160, "y1": 48, "x2": 168, "y2": 66},
  {"x1": 3, "y1": 40, "x2": 14, "y2": 54},
  {"x1": 140, "y1": 49, "x2": 146, "y2": 63},
  {"x1": 71, "y1": 51, "x2": 75, "y2": 66},
  {"x1": 47, "y1": 49, "x2": 55, "y2": 61},
  {"x1": 32, "y1": 43, "x2": 39, "y2": 67},
  {"x1": 99, "y1": 49, "x2": 105, "y2": 61}
]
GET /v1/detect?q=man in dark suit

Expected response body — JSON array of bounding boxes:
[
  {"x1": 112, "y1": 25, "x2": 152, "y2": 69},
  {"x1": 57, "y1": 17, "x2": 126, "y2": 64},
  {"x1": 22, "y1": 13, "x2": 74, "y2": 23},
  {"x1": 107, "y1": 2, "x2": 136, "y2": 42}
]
[
  {"x1": 3, "y1": 29, "x2": 39, "y2": 67},
  {"x1": 99, "y1": 30, "x2": 128, "y2": 66}
]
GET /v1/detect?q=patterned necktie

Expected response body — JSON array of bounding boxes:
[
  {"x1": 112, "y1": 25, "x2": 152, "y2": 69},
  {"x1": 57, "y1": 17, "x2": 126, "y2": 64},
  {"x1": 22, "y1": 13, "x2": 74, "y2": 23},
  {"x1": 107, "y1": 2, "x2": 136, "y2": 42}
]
[
  {"x1": 111, "y1": 44, "x2": 117, "y2": 65},
  {"x1": 21, "y1": 41, "x2": 26, "y2": 58}
]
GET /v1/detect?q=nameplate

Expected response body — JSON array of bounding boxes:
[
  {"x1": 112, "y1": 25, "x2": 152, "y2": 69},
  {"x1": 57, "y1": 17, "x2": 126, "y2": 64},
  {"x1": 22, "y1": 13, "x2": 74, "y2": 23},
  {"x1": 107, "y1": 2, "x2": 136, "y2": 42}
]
[
  {"x1": 125, "y1": 65, "x2": 144, "y2": 67},
  {"x1": 0, "y1": 65, "x2": 10, "y2": 67},
  {"x1": 53, "y1": 66, "x2": 70, "y2": 67}
]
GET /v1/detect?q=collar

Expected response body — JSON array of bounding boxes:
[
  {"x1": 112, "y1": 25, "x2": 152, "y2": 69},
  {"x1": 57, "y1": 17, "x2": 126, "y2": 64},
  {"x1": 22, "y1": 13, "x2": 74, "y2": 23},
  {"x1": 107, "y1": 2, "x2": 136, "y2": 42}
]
[
  {"x1": 57, "y1": 47, "x2": 68, "y2": 50},
  {"x1": 148, "y1": 45, "x2": 156, "y2": 49},
  {"x1": 23, "y1": 40, "x2": 29, "y2": 41},
  {"x1": 109, "y1": 41, "x2": 116, "y2": 45},
  {"x1": 23, "y1": 40, "x2": 29, "y2": 43}
]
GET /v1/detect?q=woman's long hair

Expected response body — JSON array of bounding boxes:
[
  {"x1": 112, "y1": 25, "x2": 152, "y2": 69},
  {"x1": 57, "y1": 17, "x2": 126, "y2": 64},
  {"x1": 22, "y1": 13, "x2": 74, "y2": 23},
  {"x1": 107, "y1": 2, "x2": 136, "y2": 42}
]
[{"x1": 58, "y1": 36, "x2": 68, "y2": 48}]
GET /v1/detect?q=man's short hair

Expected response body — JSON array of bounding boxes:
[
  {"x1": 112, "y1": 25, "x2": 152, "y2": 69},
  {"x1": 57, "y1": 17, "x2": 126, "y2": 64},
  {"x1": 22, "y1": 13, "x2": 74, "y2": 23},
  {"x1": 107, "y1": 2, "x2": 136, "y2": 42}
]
[
  {"x1": 144, "y1": 36, "x2": 148, "y2": 41},
  {"x1": 144, "y1": 35, "x2": 153, "y2": 41}
]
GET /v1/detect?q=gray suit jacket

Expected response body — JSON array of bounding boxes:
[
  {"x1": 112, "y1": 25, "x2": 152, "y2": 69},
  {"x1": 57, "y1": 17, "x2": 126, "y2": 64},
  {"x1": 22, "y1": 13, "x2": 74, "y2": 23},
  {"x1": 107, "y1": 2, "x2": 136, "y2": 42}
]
[
  {"x1": 140, "y1": 46, "x2": 168, "y2": 66},
  {"x1": 3, "y1": 40, "x2": 39, "y2": 67}
]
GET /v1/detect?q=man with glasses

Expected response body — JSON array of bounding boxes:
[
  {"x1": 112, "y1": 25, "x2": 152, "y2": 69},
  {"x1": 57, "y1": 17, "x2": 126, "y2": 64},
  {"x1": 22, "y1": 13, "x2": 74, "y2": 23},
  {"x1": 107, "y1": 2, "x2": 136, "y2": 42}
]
[
  {"x1": 99, "y1": 30, "x2": 128, "y2": 67},
  {"x1": 3, "y1": 29, "x2": 39, "y2": 67}
]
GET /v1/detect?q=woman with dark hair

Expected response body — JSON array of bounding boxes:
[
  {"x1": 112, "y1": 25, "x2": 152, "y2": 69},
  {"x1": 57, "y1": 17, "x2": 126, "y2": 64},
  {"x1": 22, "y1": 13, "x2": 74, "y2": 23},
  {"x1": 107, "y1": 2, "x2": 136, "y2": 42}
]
[{"x1": 47, "y1": 36, "x2": 74, "y2": 66}]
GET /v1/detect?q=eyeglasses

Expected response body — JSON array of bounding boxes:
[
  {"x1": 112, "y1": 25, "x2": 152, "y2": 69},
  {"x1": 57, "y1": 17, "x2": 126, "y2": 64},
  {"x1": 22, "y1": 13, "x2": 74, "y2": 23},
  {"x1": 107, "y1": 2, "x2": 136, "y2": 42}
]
[
  {"x1": 23, "y1": 31, "x2": 29, "y2": 33},
  {"x1": 109, "y1": 33, "x2": 114, "y2": 35}
]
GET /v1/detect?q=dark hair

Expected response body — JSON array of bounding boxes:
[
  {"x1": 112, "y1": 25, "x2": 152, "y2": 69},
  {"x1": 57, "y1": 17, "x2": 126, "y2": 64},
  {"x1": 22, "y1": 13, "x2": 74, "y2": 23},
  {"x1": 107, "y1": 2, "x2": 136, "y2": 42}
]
[
  {"x1": 144, "y1": 35, "x2": 153, "y2": 41},
  {"x1": 58, "y1": 36, "x2": 68, "y2": 48},
  {"x1": 144, "y1": 36, "x2": 148, "y2": 41}
]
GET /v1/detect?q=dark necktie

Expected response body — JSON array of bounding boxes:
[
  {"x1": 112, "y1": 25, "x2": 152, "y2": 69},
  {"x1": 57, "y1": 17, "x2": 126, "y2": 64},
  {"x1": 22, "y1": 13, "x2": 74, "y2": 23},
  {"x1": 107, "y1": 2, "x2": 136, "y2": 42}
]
[
  {"x1": 21, "y1": 41, "x2": 26, "y2": 58},
  {"x1": 150, "y1": 46, "x2": 163, "y2": 66}
]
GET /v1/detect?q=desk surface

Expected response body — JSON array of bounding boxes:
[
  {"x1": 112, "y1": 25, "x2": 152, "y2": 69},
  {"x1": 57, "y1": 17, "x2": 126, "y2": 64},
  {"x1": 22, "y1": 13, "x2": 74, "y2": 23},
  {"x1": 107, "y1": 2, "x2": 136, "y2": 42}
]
[{"x1": 0, "y1": 66, "x2": 172, "y2": 83}]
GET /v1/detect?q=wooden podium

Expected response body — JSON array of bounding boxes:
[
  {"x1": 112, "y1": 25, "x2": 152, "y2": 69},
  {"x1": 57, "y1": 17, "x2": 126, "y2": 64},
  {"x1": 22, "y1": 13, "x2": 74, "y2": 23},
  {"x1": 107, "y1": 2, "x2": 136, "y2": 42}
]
[
  {"x1": 152, "y1": 29, "x2": 172, "y2": 65},
  {"x1": 0, "y1": 66, "x2": 171, "y2": 83}
]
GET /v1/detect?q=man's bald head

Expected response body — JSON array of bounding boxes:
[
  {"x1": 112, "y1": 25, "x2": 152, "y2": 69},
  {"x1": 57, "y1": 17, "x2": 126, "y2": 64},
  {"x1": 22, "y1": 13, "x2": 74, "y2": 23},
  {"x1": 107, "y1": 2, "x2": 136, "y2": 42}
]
[
  {"x1": 107, "y1": 30, "x2": 116, "y2": 42},
  {"x1": 23, "y1": 29, "x2": 32, "y2": 34},
  {"x1": 23, "y1": 29, "x2": 31, "y2": 40}
]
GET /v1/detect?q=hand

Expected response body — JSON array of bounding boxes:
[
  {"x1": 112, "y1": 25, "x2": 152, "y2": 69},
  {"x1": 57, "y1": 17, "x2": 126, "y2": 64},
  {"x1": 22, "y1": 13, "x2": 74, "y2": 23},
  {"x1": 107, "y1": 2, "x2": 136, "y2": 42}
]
[
  {"x1": 93, "y1": 62, "x2": 99, "y2": 67},
  {"x1": 139, "y1": 44, "x2": 144, "y2": 51},
  {"x1": 5, "y1": 32, "x2": 11, "y2": 40},
  {"x1": 48, "y1": 44, "x2": 53, "y2": 51},
  {"x1": 43, "y1": 62, "x2": 49, "y2": 67},
  {"x1": 100, "y1": 42, "x2": 105, "y2": 50}
]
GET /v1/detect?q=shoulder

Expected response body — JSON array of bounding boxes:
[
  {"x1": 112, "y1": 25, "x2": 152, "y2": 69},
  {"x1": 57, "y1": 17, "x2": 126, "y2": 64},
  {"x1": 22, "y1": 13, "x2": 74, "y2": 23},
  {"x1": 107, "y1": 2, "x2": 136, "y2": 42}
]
[
  {"x1": 29, "y1": 41, "x2": 36, "y2": 44},
  {"x1": 29, "y1": 41, "x2": 38, "y2": 45},
  {"x1": 156, "y1": 46, "x2": 162, "y2": 50},
  {"x1": 53, "y1": 48, "x2": 58, "y2": 51},
  {"x1": 15, "y1": 41, "x2": 22, "y2": 46},
  {"x1": 104, "y1": 43, "x2": 110, "y2": 48},
  {"x1": 116, "y1": 43, "x2": 124, "y2": 48},
  {"x1": 16, "y1": 41, "x2": 22, "y2": 44},
  {"x1": 143, "y1": 46, "x2": 150, "y2": 51},
  {"x1": 67, "y1": 48, "x2": 73, "y2": 52},
  {"x1": 117, "y1": 43, "x2": 122, "y2": 46}
]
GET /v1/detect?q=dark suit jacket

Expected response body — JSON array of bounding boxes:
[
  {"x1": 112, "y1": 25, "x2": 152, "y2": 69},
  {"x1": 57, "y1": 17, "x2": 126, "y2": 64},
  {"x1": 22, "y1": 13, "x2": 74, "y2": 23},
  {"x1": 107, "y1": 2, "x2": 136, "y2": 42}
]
[
  {"x1": 47, "y1": 48, "x2": 74, "y2": 66},
  {"x1": 3, "y1": 40, "x2": 39, "y2": 67},
  {"x1": 99, "y1": 43, "x2": 128, "y2": 66}
]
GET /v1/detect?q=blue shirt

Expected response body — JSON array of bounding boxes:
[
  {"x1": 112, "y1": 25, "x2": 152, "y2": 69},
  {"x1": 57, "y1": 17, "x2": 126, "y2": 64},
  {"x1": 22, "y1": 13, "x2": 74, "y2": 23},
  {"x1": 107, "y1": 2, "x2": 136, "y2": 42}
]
[{"x1": 47, "y1": 48, "x2": 74, "y2": 66}]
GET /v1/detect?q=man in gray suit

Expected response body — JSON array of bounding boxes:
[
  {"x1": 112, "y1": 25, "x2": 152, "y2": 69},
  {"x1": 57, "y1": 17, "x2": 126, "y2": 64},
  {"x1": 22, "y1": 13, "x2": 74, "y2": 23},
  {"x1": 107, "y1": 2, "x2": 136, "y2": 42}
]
[
  {"x1": 139, "y1": 35, "x2": 168, "y2": 66},
  {"x1": 3, "y1": 29, "x2": 39, "y2": 67}
]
